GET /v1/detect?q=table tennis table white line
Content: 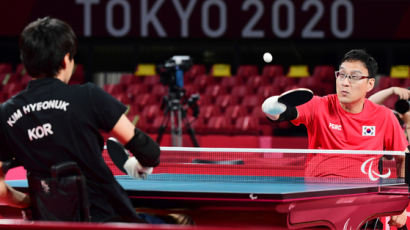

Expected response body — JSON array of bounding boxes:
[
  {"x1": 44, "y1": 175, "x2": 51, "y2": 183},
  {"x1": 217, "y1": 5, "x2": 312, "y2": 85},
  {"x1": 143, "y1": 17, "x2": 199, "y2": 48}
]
[{"x1": 159, "y1": 146, "x2": 405, "y2": 156}]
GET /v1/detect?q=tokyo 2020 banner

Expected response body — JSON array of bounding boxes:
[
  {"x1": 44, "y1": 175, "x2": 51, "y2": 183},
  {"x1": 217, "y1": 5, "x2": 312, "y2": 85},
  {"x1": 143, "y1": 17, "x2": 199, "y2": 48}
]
[{"x1": 0, "y1": 0, "x2": 410, "y2": 39}]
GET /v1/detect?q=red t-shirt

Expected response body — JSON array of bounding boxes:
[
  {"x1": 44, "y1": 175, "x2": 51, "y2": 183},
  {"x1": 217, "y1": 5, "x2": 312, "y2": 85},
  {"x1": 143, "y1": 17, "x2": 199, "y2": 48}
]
[{"x1": 291, "y1": 94, "x2": 408, "y2": 179}]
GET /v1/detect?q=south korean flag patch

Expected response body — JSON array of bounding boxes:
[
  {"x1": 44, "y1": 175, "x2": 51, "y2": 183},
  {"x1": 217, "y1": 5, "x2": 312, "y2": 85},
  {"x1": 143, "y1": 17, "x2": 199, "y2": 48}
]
[{"x1": 362, "y1": 126, "x2": 375, "y2": 136}]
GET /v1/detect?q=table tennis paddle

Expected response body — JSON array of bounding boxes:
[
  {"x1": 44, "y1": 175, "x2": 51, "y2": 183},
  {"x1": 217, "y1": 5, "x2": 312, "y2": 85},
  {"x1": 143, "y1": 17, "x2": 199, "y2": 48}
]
[
  {"x1": 106, "y1": 137, "x2": 130, "y2": 174},
  {"x1": 278, "y1": 88, "x2": 313, "y2": 107}
]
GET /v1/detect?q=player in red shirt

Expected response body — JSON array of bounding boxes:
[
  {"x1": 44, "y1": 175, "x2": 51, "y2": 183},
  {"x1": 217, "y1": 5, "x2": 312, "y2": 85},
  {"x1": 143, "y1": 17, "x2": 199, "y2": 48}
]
[{"x1": 262, "y1": 49, "x2": 408, "y2": 227}]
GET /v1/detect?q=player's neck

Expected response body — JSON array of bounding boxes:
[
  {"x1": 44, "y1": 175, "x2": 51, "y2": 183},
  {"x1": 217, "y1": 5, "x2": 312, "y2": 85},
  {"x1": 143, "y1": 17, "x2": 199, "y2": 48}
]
[
  {"x1": 55, "y1": 70, "x2": 72, "y2": 84},
  {"x1": 339, "y1": 99, "x2": 365, "y2": 114}
]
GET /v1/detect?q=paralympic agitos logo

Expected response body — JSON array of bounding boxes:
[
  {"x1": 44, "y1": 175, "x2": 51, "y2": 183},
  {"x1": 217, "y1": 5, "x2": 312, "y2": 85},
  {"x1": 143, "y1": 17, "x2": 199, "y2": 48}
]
[{"x1": 360, "y1": 158, "x2": 391, "y2": 181}]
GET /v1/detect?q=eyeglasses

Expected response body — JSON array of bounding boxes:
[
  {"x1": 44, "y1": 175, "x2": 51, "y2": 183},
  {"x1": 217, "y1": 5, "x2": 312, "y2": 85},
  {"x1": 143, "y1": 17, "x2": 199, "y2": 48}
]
[{"x1": 335, "y1": 71, "x2": 373, "y2": 82}]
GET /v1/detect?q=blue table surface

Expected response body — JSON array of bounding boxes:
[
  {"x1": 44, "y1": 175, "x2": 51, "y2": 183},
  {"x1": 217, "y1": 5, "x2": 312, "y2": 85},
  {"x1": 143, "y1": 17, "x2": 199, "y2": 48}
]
[{"x1": 6, "y1": 174, "x2": 405, "y2": 196}]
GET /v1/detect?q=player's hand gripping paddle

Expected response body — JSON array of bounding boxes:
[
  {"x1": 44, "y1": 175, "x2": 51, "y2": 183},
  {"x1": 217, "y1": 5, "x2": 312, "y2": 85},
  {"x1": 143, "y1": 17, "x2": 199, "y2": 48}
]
[
  {"x1": 106, "y1": 137, "x2": 151, "y2": 179},
  {"x1": 278, "y1": 88, "x2": 313, "y2": 107},
  {"x1": 262, "y1": 88, "x2": 314, "y2": 116}
]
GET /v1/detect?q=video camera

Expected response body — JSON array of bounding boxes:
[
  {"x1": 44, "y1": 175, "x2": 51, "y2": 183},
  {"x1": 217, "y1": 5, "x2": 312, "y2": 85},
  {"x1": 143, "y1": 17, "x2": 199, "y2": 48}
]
[{"x1": 157, "y1": 55, "x2": 193, "y2": 90}]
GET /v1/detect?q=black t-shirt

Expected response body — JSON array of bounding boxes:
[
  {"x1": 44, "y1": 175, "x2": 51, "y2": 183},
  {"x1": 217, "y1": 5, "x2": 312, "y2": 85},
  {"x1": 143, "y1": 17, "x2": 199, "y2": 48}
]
[{"x1": 0, "y1": 77, "x2": 136, "y2": 221}]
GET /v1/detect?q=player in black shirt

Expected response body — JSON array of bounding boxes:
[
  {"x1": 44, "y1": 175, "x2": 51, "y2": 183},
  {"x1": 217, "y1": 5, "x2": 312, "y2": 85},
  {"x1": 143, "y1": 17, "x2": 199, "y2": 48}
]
[{"x1": 0, "y1": 17, "x2": 160, "y2": 222}]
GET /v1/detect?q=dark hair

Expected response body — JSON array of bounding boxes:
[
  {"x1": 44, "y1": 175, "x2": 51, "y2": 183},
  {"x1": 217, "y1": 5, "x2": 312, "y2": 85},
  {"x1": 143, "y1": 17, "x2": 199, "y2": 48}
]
[
  {"x1": 341, "y1": 49, "x2": 378, "y2": 77},
  {"x1": 19, "y1": 17, "x2": 77, "y2": 78}
]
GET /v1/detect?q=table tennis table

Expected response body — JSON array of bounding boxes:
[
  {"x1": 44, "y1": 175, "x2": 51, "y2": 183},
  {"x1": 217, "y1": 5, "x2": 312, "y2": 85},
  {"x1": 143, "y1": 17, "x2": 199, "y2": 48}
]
[{"x1": 6, "y1": 173, "x2": 409, "y2": 229}]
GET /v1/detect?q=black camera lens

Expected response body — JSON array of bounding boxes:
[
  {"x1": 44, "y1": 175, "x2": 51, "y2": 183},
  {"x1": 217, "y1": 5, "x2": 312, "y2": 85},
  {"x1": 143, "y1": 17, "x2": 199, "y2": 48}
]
[{"x1": 394, "y1": 99, "x2": 410, "y2": 114}]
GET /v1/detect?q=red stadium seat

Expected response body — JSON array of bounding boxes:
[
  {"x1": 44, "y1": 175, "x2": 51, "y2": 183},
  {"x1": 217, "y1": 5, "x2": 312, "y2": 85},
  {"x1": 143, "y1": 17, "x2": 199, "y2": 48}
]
[
  {"x1": 15, "y1": 63, "x2": 26, "y2": 75},
  {"x1": 321, "y1": 82, "x2": 335, "y2": 95},
  {"x1": 70, "y1": 64, "x2": 84, "y2": 84},
  {"x1": 21, "y1": 74, "x2": 32, "y2": 87},
  {"x1": 142, "y1": 75, "x2": 160, "y2": 86},
  {"x1": 103, "y1": 84, "x2": 125, "y2": 95},
  {"x1": 404, "y1": 78, "x2": 410, "y2": 87},
  {"x1": 389, "y1": 78, "x2": 406, "y2": 87},
  {"x1": 132, "y1": 93, "x2": 157, "y2": 111},
  {"x1": 0, "y1": 63, "x2": 12, "y2": 74},
  {"x1": 246, "y1": 75, "x2": 266, "y2": 94},
  {"x1": 125, "y1": 83, "x2": 149, "y2": 101},
  {"x1": 191, "y1": 116, "x2": 206, "y2": 134},
  {"x1": 5, "y1": 73, "x2": 22, "y2": 84},
  {"x1": 224, "y1": 105, "x2": 248, "y2": 124},
  {"x1": 237, "y1": 65, "x2": 259, "y2": 78},
  {"x1": 198, "y1": 105, "x2": 222, "y2": 124},
  {"x1": 3, "y1": 82, "x2": 24, "y2": 98},
  {"x1": 204, "y1": 84, "x2": 226, "y2": 102},
  {"x1": 185, "y1": 64, "x2": 206, "y2": 83},
  {"x1": 141, "y1": 104, "x2": 161, "y2": 123},
  {"x1": 193, "y1": 74, "x2": 213, "y2": 93},
  {"x1": 120, "y1": 74, "x2": 143, "y2": 85},
  {"x1": 196, "y1": 94, "x2": 212, "y2": 106},
  {"x1": 231, "y1": 85, "x2": 252, "y2": 100},
  {"x1": 184, "y1": 83, "x2": 200, "y2": 96},
  {"x1": 112, "y1": 93, "x2": 131, "y2": 105},
  {"x1": 151, "y1": 84, "x2": 167, "y2": 100},
  {"x1": 377, "y1": 76, "x2": 391, "y2": 89},
  {"x1": 273, "y1": 76, "x2": 299, "y2": 92},
  {"x1": 312, "y1": 65, "x2": 335, "y2": 83},
  {"x1": 204, "y1": 115, "x2": 232, "y2": 134},
  {"x1": 0, "y1": 73, "x2": 9, "y2": 85},
  {"x1": 262, "y1": 65, "x2": 284, "y2": 79},
  {"x1": 242, "y1": 95, "x2": 261, "y2": 114},
  {"x1": 257, "y1": 85, "x2": 282, "y2": 100},
  {"x1": 215, "y1": 94, "x2": 239, "y2": 112},
  {"x1": 134, "y1": 115, "x2": 149, "y2": 132},
  {"x1": 233, "y1": 116, "x2": 259, "y2": 135},
  {"x1": 236, "y1": 65, "x2": 259, "y2": 84},
  {"x1": 0, "y1": 93, "x2": 5, "y2": 103},
  {"x1": 151, "y1": 115, "x2": 168, "y2": 133},
  {"x1": 251, "y1": 107, "x2": 270, "y2": 124},
  {"x1": 126, "y1": 105, "x2": 141, "y2": 119},
  {"x1": 220, "y1": 77, "x2": 238, "y2": 93},
  {"x1": 298, "y1": 76, "x2": 316, "y2": 89}
]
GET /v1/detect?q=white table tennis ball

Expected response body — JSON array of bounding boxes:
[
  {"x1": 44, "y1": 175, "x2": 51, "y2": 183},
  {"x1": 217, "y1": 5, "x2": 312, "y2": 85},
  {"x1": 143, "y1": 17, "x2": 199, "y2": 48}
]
[{"x1": 263, "y1": 52, "x2": 273, "y2": 63}]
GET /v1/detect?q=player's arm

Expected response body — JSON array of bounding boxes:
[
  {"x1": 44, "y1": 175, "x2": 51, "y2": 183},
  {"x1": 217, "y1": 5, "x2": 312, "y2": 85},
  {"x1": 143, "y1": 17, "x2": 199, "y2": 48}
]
[
  {"x1": 261, "y1": 88, "x2": 313, "y2": 122},
  {"x1": 110, "y1": 114, "x2": 160, "y2": 179},
  {"x1": 111, "y1": 114, "x2": 160, "y2": 167},
  {"x1": 0, "y1": 162, "x2": 30, "y2": 208},
  {"x1": 368, "y1": 87, "x2": 410, "y2": 105},
  {"x1": 262, "y1": 96, "x2": 298, "y2": 122}
]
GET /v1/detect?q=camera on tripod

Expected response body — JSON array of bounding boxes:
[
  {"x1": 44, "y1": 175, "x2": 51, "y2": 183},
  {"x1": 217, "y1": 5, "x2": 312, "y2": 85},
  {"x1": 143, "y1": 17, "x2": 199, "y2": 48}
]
[
  {"x1": 156, "y1": 55, "x2": 200, "y2": 147},
  {"x1": 158, "y1": 55, "x2": 193, "y2": 91}
]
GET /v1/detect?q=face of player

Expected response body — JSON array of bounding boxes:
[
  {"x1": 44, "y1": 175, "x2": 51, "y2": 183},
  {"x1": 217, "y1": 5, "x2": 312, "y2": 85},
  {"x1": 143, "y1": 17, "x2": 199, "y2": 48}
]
[{"x1": 336, "y1": 60, "x2": 375, "y2": 113}]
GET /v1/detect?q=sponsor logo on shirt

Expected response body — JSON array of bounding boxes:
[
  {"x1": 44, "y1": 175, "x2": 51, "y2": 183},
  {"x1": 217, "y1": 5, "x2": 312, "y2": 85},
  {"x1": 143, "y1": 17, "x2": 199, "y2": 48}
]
[
  {"x1": 361, "y1": 157, "x2": 391, "y2": 181},
  {"x1": 329, "y1": 122, "x2": 341, "y2": 131},
  {"x1": 362, "y1": 126, "x2": 375, "y2": 136}
]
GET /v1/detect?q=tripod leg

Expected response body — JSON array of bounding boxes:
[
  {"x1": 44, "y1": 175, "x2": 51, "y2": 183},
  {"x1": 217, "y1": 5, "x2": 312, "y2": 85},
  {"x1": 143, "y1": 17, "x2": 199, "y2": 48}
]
[
  {"x1": 156, "y1": 114, "x2": 170, "y2": 144},
  {"x1": 184, "y1": 118, "x2": 200, "y2": 147}
]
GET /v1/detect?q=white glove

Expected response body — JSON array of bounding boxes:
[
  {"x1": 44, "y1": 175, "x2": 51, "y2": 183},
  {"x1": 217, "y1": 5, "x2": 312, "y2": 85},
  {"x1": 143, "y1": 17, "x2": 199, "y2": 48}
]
[
  {"x1": 123, "y1": 157, "x2": 153, "y2": 179},
  {"x1": 261, "y1": 96, "x2": 286, "y2": 120}
]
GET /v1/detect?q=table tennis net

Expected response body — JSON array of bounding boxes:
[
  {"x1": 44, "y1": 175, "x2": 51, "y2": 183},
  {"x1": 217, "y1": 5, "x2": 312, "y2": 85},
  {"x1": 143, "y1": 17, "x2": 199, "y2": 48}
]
[{"x1": 102, "y1": 147, "x2": 406, "y2": 184}]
